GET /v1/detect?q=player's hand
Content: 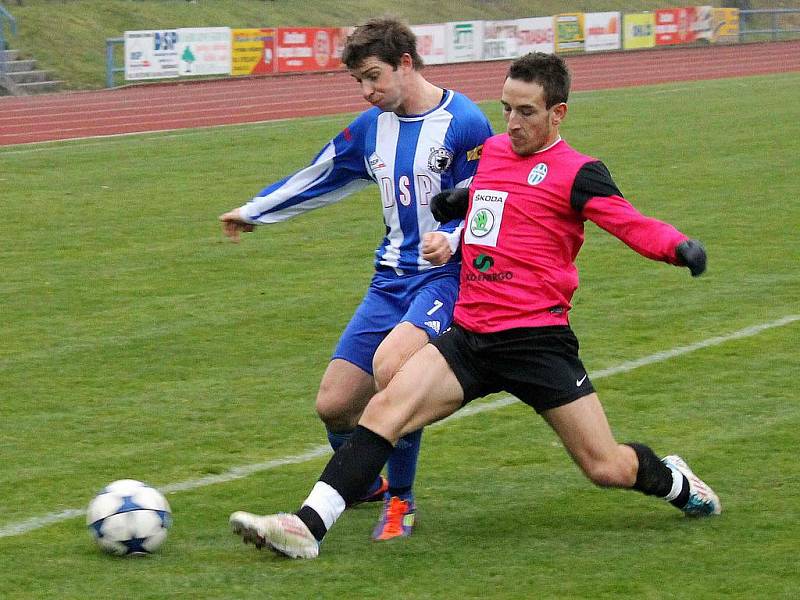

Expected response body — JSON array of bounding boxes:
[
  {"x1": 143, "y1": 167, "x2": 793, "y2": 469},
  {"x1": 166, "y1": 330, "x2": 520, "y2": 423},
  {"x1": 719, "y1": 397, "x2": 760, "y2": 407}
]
[
  {"x1": 431, "y1": 187, "x2": 469, "y2": 223},
  {"x1": 676, "y1": 239, "x2": 707, "y2": 277},
  {"x1": 421, "y1": 232, "x2": 452, "y2": 266},
  {"x1": 218, "y1": 208, "x2": 255, "y2": 243}
]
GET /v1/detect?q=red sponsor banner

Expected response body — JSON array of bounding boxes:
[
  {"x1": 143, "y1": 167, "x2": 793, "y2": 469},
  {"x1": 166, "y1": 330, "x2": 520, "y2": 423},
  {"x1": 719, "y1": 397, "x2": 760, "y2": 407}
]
[
  {"x1": 276, "y1": 27, "x2": 349, "y2": 73},
  {"x1": 655, "y1": 7, "x2": 697, "y2": 46}
]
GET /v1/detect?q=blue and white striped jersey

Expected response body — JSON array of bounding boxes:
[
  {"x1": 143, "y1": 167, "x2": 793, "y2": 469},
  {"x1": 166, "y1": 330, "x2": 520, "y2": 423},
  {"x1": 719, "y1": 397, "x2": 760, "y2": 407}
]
[{"x1": 238, "y1": 90, "x2": 492, "y2": 273}]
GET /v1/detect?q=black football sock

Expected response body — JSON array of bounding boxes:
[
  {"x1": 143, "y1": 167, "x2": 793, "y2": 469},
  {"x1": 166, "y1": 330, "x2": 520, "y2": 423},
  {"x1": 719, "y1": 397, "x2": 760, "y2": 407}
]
[
  {"x1": 626, "y1": 442, "x2": 679, "y2": 497},
  {"x1": 295, "y1": 425, "x2": 394, "y2": 541},
  {"x1": 320, "y1": 425, "x2": 394, "y2": 504},
  {"x1": 668, "y1": 475, "x2": 691, "y2": 509},
  {"x1": 295, "y1": 505, "x2": 327, "y2": 542}
]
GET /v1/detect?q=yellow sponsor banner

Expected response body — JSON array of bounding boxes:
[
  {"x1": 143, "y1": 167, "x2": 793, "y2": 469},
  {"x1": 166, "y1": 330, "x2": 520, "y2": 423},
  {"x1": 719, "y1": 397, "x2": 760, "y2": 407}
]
[
  {"x1": 712, "y1": 8, "x2": 739, "y2": 43},
  {"x1": 554, "y1": 13, "x2": 585, "y2": 52},
  {"x1": 623, "y1": 13, "x2": 656, "y2": 49},
  {"x1": 231, "y1": 28, "x2": 276, "y2": 76}
]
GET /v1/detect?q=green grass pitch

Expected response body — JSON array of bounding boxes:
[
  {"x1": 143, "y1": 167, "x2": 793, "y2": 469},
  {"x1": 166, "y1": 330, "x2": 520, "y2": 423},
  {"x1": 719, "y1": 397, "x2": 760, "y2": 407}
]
[{"x1": 1, "y1": 72, "x2": 799, "y2": 598}]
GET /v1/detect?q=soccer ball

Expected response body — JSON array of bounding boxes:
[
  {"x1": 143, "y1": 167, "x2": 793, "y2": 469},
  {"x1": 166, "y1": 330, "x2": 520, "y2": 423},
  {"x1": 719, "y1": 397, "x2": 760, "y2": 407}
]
[{"x1": 86, "y1": 479, "x2": 172, "y2": 556}]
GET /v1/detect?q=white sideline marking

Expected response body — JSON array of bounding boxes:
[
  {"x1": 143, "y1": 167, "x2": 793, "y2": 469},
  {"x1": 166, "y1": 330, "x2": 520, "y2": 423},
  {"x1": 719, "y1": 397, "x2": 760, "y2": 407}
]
[{"x1": 1, "y1": 314, "x2": 797, "y2": 539}]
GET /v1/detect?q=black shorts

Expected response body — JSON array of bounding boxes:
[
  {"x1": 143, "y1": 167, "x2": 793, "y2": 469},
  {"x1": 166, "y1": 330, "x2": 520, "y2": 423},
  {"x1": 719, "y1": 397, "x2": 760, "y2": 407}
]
[{"x1": 430, "y1": 324, "x2": 595, "y2": 413}]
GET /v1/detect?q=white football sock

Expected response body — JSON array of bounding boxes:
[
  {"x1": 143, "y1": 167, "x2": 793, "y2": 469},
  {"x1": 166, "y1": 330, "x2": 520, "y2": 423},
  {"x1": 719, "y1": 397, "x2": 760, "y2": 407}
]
[{"x1": 301, "y1": 481, "x2": 346, "y2": 530}]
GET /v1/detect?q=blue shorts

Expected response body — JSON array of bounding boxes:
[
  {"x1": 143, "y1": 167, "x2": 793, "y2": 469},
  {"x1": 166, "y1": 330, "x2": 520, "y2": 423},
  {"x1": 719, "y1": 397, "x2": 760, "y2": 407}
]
[{"x1": 333, "y1": 264, "x2": 460, "y2": 375}]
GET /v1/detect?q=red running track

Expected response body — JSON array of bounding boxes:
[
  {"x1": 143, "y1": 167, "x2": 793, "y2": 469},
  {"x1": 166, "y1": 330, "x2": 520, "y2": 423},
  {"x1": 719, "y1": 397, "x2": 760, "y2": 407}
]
[{"x1": 1, "y1": 40, "x2": 799, "y2": 146}]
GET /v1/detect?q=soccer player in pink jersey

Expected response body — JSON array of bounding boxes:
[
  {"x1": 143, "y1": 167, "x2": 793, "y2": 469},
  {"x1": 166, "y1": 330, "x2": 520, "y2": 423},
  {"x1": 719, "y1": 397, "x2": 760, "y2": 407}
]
[{"x1": 229, "y1": 52, "x2": 720, "y2": 559}]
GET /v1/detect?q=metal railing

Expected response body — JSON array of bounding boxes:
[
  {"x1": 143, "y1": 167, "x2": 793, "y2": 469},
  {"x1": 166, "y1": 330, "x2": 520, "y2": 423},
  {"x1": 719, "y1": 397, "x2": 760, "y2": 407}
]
[
  {"x1": 105, "y1": 7, "x2": 800, "y2": 89},
  {"x1": 106, "y1": 37, "x2": 124, "y2": 88},
  {"x1": 740, "y1": 8, "x2": 800, "y2": 41},
  {"x1": 0, "y1": 4, "x2": 18, "y2": 78}
]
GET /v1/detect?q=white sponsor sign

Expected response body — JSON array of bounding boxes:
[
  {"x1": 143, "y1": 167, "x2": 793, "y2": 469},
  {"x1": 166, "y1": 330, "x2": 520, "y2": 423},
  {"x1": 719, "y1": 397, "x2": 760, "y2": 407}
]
[
  {"x1": 515, "y1": 17, "x2": 555, "y2": 54},
  {"x1": 124, "y1": 30, "x2": 180, "y2": 80},
  {"x1": 584, "y1": 12, "x2": 622, "y2": 52},
  {"x1": 693, "y1": 6, "x2": 714, "y2": 42},
  {"x1": 177, "y1": 27, "x2": 232, "y2": 76},
  {"x1": 411, "y1": 24, "x2": 448, "y2": 65},
  {"x1": 482, "y1": 20, "x2": 518, "y2": 60},
  {"x1": 446, "y1": 21, "x2": 484, "y2": 63}
]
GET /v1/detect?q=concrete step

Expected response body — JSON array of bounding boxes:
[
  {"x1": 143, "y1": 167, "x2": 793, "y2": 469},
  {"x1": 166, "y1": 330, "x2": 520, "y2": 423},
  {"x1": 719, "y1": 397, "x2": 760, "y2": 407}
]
[
  {"x1": 0, "y1": 49, "x2": 20, "y2": 62},
  {"x1": 7, "y1": 69, "x2": 51, "y2": 84},
  {"x1": 1, "y1": 50, "x2": 61, "y2": 95},
  {"x1": 4, "y1": 59, "x2": 37, "y2": 73},
  {"x1": 15, "y1": 79, "x2": 63, "y2": 94}
]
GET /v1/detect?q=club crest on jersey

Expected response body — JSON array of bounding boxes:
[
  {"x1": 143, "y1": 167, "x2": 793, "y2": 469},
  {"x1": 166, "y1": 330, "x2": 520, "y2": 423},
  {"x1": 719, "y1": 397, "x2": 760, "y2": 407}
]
[
  {"x1": 469, "y1": 208, "x2": 495, "y2": 237},
  {"x1": 466, "y1": 144, "x2": 483, "y2": 162},
  {"x1": 428, "y1": 147, "x2": 454, "y2": 174},
  {"x1": 369, "y1": 152, "x2": 387, "y2": 172},
  {"x1": 527, "y1": 162, "x2": 548, "y2": 186}
]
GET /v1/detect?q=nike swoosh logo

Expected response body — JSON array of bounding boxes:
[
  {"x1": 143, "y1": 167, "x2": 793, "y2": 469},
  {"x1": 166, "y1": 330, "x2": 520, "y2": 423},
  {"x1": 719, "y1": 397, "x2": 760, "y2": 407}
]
[{"x1": 576, "y1": 374, "x2": 588, "y2": 386}]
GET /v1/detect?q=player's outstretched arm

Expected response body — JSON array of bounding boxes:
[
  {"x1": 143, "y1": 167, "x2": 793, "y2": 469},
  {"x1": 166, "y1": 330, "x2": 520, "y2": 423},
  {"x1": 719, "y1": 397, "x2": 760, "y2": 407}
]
[
  {"x1": 675, "y1": 239, "x2": 707, "y2": 277},
  {"x1": 218, "y1": 208, "x2": 255, "y2": 243},
  {"x1": 431, "y1": 187, "x2": 469, "y2": 223}
]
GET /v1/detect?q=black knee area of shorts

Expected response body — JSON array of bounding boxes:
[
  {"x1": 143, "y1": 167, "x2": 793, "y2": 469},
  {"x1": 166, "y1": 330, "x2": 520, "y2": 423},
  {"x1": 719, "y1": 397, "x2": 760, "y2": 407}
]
[
  {"x1": 626, "y1": 442, "x2": 673, "y2": 497},
  {"x1": 319, "y1": 425, "x2": 394, "y2": 506}
]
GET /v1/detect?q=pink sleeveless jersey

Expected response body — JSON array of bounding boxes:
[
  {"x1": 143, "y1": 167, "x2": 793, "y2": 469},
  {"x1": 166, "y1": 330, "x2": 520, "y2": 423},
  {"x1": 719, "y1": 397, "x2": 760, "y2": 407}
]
[{"x1": 454, "y1": 134, "x2": 688, "y2": 333}]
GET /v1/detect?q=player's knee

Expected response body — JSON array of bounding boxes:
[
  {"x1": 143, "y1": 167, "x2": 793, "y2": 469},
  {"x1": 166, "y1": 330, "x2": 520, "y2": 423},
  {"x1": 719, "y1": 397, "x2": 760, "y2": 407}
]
[{"x1": 315, "y1": 389, "x2": 355, "y2": 430}]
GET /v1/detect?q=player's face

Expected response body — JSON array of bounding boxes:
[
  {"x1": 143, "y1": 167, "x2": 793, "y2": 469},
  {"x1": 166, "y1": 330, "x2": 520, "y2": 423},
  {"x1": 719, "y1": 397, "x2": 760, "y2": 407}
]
[
  {"x1": 349, "y1": 56, "x2": 407, "y2": 113},
  {"x1": 501, "y1": 77, "x2": 567, "y2": 156}
]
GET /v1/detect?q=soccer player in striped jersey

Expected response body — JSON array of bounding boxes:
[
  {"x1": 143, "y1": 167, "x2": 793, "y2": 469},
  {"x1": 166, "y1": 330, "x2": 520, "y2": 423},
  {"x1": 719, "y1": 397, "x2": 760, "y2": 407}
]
[
  {"x1": 220, "y1": 17, "x2": 492, "y2": 541},
  {"x1": 228, "y1": 52, "x2": 720, "y2": 559}
]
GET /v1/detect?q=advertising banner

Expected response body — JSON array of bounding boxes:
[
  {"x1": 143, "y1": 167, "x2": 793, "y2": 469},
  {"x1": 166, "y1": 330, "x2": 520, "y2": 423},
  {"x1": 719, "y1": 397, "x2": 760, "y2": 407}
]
[
  {"x1": 692, "y1": 6, "x2": 714, "y2": 42},
  {"x1": 177, "y1": 27, "x2": 231, "y2": 76},
  {"x1": 623, "y1": 13, "x2": 656, "y2": 49},
  {"x1": 124, "y1": 30, "x2": 180, "y2": 80},
  {"x1": 554, "y1": 13, "x2": 585, "y2": 52},
  {"x1": 231, "y1": 28, "x2": 276, "y2": 76},
  {"x1": 446, "y1": 21, "x2": 484, "y2": 63},
  {"x1": 482, "y1": 20, "x2": 519, "y2": 61},
  {"x1": 584, "y1": 12, "x2": 621, "y2": 52},
  {"x1": 411, "y1": 24, "x2": 448, "y2": 65},
  {"x1": 515, "y1": 17, "x2": 555, "y2": 54},
  {"x1": 655, "y1": 8, "x2": 695, "y2": 45},
  {"x1": 276, "y1": 27, "x2": 348, "y2": 73},
  {"x1": 712, "y1": 7, "x2": 740, "y2": 42}
]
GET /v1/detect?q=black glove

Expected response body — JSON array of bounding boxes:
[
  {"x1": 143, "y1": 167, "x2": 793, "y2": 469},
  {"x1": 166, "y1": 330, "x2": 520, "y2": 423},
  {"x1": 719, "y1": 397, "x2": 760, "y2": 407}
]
[
  {"x1": 430, "y1": 187, "x2": 469, "y2": 223},
  {"x1": 676, "y1": 239, "x2": 707, "y2": 277}
]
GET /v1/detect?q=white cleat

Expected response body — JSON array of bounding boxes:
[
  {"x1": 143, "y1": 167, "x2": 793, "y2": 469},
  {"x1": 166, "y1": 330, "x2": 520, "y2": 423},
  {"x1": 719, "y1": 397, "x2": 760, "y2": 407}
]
[
  {"x1": 662, "y1": 455, "x2": 722, "y2": 517},
  {"x1": 229, "y1": 511, "x2": 319, "y2": 559}
]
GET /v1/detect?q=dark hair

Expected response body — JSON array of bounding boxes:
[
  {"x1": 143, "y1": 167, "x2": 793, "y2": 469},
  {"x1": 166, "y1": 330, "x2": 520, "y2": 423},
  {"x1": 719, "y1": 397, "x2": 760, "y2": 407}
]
[
  {"x1": 342, "y1": 17, "x2": 424, "y2": 70},
  {"x1": 507, "y1": 52, "x2": 571, "y2": 108}
]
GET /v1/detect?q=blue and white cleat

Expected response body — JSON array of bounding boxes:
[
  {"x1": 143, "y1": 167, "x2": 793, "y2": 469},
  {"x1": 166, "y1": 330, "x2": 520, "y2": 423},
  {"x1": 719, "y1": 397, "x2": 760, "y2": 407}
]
[
  {"x1": 229, "y1": 511, "x2": 319, "y2": 559},
  {"x1": 662, "y1": 455, "x2": 721, "y2": 517}
]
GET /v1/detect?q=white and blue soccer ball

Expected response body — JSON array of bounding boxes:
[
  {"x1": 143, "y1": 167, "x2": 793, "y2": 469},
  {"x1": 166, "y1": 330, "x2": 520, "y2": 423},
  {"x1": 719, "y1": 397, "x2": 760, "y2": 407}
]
[{"x1": 86, "y1": 479, "x2": 172, "y2": 556}]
